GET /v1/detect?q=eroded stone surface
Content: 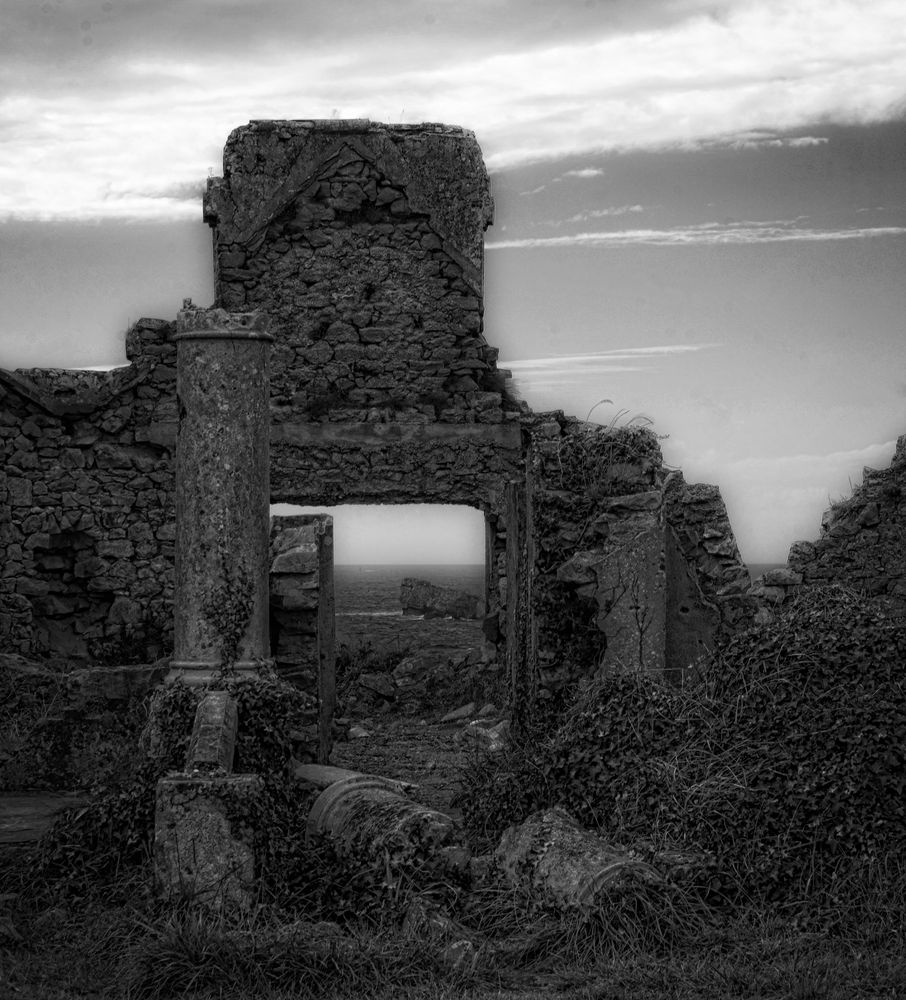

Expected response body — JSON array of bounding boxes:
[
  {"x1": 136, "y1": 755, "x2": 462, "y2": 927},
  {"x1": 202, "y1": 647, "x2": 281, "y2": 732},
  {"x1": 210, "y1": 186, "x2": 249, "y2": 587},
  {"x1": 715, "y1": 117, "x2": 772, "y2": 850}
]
[
  {"x1": 496, "y1": 807, "x2": 660, "y2": 912},
  {"x1": 154, "y1": 773, "x2": 262, "y2": 911},
  {"x1": 185, "y1": 691, "x2": 238, "y2": 773},
  {"x1": 169, "y1": 304, "x2": 273, "y2": 684}
]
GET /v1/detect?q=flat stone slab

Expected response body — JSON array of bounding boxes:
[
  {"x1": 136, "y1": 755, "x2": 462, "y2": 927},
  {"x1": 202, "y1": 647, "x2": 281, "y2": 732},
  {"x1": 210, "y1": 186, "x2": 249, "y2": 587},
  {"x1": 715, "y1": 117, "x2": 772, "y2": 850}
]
[{"x1": 0, "y1": 792, "x2": 90, "y2": 844}]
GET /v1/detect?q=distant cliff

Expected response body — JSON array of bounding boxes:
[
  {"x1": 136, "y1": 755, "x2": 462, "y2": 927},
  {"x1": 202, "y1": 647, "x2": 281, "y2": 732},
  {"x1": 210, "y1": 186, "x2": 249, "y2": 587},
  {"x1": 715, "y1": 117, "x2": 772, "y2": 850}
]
[{"x1": 400, "y1": 578, "x2": 483, "y2": 620}]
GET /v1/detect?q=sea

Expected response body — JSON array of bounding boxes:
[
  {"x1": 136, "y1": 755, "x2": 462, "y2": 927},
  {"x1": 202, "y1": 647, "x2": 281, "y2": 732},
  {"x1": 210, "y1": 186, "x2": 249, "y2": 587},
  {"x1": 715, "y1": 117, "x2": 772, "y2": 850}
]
[
  {"x1": 333, "y1": 561, "x2": 787, "y2": 656},
  {"x1": 333, "y1": 563, "x2": 486, "y2": 657}
]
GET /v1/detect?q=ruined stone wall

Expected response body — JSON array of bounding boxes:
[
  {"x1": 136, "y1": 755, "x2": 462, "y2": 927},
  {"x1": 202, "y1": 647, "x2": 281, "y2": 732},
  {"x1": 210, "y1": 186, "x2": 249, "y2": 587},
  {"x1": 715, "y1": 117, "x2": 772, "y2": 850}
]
[
  {"x1": 661, "y1": 473, "x2": 755, "y2": 641},
  {"x1": 0, "y1": 321, "x2": 178, "y2": 659},
  {"x1": 528, "y1": 419, "x2": 753, "y2": 694},
  {"x1": 204, "y1": 120, "x2": 526, "y2": 666},
  {"x1": 204, "y1": 120, "x2": 512, "y2": 428},
  {"x1": 0, "y1": 119, "x2": 773, "y2": 704},
  {"x1": 764, "y1": 435, "x2": 906, "y2": 606}
]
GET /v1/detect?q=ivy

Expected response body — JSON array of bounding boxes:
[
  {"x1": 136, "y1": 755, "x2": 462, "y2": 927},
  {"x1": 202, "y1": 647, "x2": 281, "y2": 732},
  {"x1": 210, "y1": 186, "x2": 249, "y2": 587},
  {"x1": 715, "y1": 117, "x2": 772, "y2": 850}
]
[
  {"x1": 460, "y1": 585, "x2": 906, "y2": 903},
  {"x1": 31, "y1": 673, "x2": 317, "y2": 896}
]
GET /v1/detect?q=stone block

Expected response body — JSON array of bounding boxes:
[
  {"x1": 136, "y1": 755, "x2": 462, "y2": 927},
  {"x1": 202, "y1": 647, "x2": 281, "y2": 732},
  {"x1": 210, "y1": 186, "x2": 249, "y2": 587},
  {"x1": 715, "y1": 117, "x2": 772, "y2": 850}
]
[
  {"x1": 598, "y1": 490, "x2": 662, "y2": 513},
  {"x1": 154, "y1": 773, "x2": 262, "y2": 911},
  {"x1": 107, "y1": 595, "x2": 142, "y2": 625},
  {"x1": 555, "y1": 551, "x2": 603, "y2": 586},
  {"x1": 270, "y1": 576, "x2": 319, "y2": 610},
  {"x1": 748, "y1": 584, "x2": 787, "y2": 604},
  {"x1": 97, "y1": 539, "x2": 135, "y2": 559},
  {"x1": 358, "y1": 672, "x2": 396, "y2": 699},
  {"x1": 270, "y1": 549, "x2": 318, "y2": 574},
  {"x1": 761, "y1": 567, "x2": 803, "y2": 587},
  {"x1": 186, "y1": 691, "x2": 239, "y2": 773}
]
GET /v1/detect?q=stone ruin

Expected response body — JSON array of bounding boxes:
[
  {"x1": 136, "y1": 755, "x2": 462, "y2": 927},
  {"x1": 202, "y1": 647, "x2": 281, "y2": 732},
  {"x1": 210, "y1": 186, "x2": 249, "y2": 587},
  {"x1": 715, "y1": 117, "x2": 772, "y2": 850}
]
[
  {"x1": 2, "y1": 119, "x2": 905, "y2": 714},
  {"x1": 3, "y1": 118, "x2": 905, "y2": 913}
]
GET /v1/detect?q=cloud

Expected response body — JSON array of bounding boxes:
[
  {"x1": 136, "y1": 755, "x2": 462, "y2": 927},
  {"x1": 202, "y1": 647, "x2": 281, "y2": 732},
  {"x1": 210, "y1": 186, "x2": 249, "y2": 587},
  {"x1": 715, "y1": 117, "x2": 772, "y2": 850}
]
[
  {"x1": 559, "y1": 168, "x2": 606, "y2": 179},
  {"x1": 487, "y1": 223, "x2": 906, "y2": 249},
  {"x1": 561, "y1": 205, "x2": 645, "y2": 224},
  {"x1": 681, "y1": 438, "x2": 900, "y2": 561},
  {"x1": 504, "y1": 345, "x2": 720, "y2": 392},
  {"x1": 1, "y1": 0, "x2": 905, "y2": 219},
  {"x1": 506, "y1": 345, "x2": 720, "y2": 370},
  {"x1": 697, "y1": 130, "x2": 831, "y2": 150},
  {"x1": 722, "y1": 440, "x2": 900, "y2": 479}
]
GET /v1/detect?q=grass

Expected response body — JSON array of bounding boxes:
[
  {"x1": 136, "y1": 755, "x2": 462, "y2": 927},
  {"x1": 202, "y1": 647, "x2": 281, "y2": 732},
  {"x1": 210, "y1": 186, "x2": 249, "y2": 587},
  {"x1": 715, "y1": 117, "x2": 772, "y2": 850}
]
[
  {"x1": 2, "y1": 855, "x2": 904, "y2": 999},
  {"x1": 3, "y1": 588, "x2": 905, "y2": 998},
  {"x1": 0, "y1": 658, "x2": 152, "y2": 794}
]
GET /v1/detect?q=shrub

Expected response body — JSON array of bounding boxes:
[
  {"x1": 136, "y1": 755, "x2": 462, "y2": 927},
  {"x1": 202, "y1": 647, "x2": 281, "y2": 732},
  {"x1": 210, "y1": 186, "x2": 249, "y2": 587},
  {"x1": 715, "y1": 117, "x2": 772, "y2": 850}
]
[
  {"x1": 459, "y1": 585, "x2": 906, "y2": 904},
  {"x1": 30, "y1": 672, "x2": 317, "y2": 895}
]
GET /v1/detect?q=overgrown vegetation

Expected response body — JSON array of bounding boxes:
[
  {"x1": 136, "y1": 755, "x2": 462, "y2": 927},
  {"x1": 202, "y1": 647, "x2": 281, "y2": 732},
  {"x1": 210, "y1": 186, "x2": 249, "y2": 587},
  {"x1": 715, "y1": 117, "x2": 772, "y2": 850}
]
[
  {"x1": 87, "y1": 614, "x2": 172, "y2": 667},
  {"x1": 23, "y1": 673, "x2": 317, "y2": 894},
  {"x1": 461, "y1": 585, "x2": 906, "y2": 908},
  {"x1": 0, "y1": 665, "x2": 150, "y2": 793},
  {"x1": 335, "y1": 639, "x2": 412, "y2": 706},
  {"x1": 3, "y1": 585, "x2": 905, "y2": 998}
]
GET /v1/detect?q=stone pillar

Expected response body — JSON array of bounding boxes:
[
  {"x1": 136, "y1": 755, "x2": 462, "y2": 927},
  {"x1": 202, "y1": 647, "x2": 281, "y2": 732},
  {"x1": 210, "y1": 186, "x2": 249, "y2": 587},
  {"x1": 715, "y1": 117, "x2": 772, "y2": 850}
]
[{"x1": 168, "y1": 302, "x2": 274, "y2": 686}]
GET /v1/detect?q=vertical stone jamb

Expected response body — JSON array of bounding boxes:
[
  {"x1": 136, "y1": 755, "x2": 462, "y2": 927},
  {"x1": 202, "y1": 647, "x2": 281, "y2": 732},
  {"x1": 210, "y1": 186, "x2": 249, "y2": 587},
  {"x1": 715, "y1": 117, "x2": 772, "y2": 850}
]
[
  {"x1": 483, "y1": 513, "x2": 495, "y2": 617},
  {"x1": 316, "y1": 517, "x2": 336, "y2": 764},
  {"x1": 168, "y1": 302, "x2": 274, "y2": 686},
  {"x1": 505, "y1": 478, "x2": 534, "y2": 733}
]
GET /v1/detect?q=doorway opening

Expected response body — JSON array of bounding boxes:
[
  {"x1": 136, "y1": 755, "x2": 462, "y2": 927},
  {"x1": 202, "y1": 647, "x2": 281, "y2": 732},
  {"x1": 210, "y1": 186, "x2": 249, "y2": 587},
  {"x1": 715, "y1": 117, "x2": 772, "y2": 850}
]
[{"x1": 270, "y1": 502, "x2": 498, "y2": 720}]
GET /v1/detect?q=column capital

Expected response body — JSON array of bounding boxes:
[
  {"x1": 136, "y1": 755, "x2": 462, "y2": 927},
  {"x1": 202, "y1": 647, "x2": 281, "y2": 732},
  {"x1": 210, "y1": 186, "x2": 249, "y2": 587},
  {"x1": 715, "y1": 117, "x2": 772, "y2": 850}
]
[{"x1": 173, "y1": 301, "x2": 273, "y2": 342}]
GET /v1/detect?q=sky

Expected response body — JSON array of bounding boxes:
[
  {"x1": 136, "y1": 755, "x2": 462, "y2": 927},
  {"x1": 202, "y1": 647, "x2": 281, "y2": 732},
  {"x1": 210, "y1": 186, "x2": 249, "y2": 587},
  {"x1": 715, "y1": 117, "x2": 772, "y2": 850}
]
[{"x1": 1, "y1": 0, "x2": 904, "y2": 565}]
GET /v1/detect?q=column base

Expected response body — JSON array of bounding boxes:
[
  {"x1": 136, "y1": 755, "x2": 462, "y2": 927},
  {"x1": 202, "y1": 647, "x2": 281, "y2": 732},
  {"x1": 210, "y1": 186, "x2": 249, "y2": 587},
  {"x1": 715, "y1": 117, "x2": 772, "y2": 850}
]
[{"x1": 166, "y1": 660, "x2": 276, "y2": 687}]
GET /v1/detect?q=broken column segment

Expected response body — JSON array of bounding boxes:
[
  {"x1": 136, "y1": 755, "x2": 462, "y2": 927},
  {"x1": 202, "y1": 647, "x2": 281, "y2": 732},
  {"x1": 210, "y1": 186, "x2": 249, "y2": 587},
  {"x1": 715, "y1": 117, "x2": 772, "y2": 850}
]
[
  {"x1": 168, "y1": 301, "x2": 274, "y2": 686},
  {"x1": 185, "y1": 690, "x2": 239, "y2": 773}
]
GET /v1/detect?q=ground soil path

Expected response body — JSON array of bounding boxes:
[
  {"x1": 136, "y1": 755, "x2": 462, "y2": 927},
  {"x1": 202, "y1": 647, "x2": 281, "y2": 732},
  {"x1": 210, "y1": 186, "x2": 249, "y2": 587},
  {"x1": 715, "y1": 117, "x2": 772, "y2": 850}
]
[{"x1": 329, "y1": 718, "x2": 472, "y2": 822}]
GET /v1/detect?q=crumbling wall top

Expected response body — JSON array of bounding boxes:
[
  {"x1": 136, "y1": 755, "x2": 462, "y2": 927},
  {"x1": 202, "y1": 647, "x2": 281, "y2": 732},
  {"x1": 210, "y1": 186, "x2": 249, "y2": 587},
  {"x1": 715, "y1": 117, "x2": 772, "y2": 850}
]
[{"x1": 204, "y1": 119, "x2": 494, "y2": 272}]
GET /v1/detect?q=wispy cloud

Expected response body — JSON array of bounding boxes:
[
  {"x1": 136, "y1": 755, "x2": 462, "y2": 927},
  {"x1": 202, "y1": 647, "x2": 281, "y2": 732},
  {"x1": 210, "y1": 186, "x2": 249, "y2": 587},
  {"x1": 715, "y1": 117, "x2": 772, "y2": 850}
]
[
  {"x1": 488, "y1": 223, "x2": 906, "y2": 249},
  {"x1": 697, "y1": 130, "x2": 831, "y2": 150},
  {"x1": 561, "y1": 205, "x2": 645, "y2": 224},
  {"x1": 559, "y1": 168, "x2": 606, "y2": 179},
  {"x1": 507, "y1": 345, "x2": 720, "y2": 369},
  {"x1": 505, "y1": 344, "x2": 720, "y2": 390}
]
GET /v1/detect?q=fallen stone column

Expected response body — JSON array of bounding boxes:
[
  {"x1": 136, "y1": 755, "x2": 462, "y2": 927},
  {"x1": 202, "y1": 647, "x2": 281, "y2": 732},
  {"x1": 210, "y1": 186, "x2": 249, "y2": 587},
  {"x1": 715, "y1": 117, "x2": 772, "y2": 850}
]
[
  {"x1": 168, "y1": 301, "x2": 274, "y2": 685},
  {"x1": 496, "y1": 807, "x2": 660, "y2": 912},
  {"x1": 306, "y1": 773, "x2": 470, "y2": 875}
]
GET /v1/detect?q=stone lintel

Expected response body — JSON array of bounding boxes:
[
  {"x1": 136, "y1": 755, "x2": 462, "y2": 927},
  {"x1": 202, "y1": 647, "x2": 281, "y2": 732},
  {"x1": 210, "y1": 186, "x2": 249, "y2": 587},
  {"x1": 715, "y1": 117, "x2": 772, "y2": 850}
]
[
  {"x1": 140, "y1": 420, "x2": 523, "y2": 452},
  {"x1": 271, "y1": 421, "x2": 522, "y2": 450}
]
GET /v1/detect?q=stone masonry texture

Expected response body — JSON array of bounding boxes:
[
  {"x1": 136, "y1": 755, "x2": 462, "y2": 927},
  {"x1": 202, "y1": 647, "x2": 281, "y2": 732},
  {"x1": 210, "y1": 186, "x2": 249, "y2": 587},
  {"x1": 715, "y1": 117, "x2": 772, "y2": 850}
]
[
  {"x1": 170, "y1": 304, "x2": 274, "y2": 683},
  {"x1": 3, "y1": 120, "x2": 900, "y2": 704}
]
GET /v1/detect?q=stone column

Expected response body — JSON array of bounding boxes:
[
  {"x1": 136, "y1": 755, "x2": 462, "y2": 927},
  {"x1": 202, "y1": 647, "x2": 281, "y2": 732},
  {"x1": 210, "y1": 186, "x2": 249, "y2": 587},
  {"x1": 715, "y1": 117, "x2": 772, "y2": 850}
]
[{"x1": 168, "y1": 301, "x2": 274, "y2": 686}]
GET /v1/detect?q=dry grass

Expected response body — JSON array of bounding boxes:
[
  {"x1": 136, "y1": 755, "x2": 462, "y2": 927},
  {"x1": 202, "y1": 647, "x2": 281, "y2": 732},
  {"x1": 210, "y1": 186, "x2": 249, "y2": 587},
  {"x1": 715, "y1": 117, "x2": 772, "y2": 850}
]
[{"x1": 2, "y1": 840, "x2": 905, "y2": 1000}]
